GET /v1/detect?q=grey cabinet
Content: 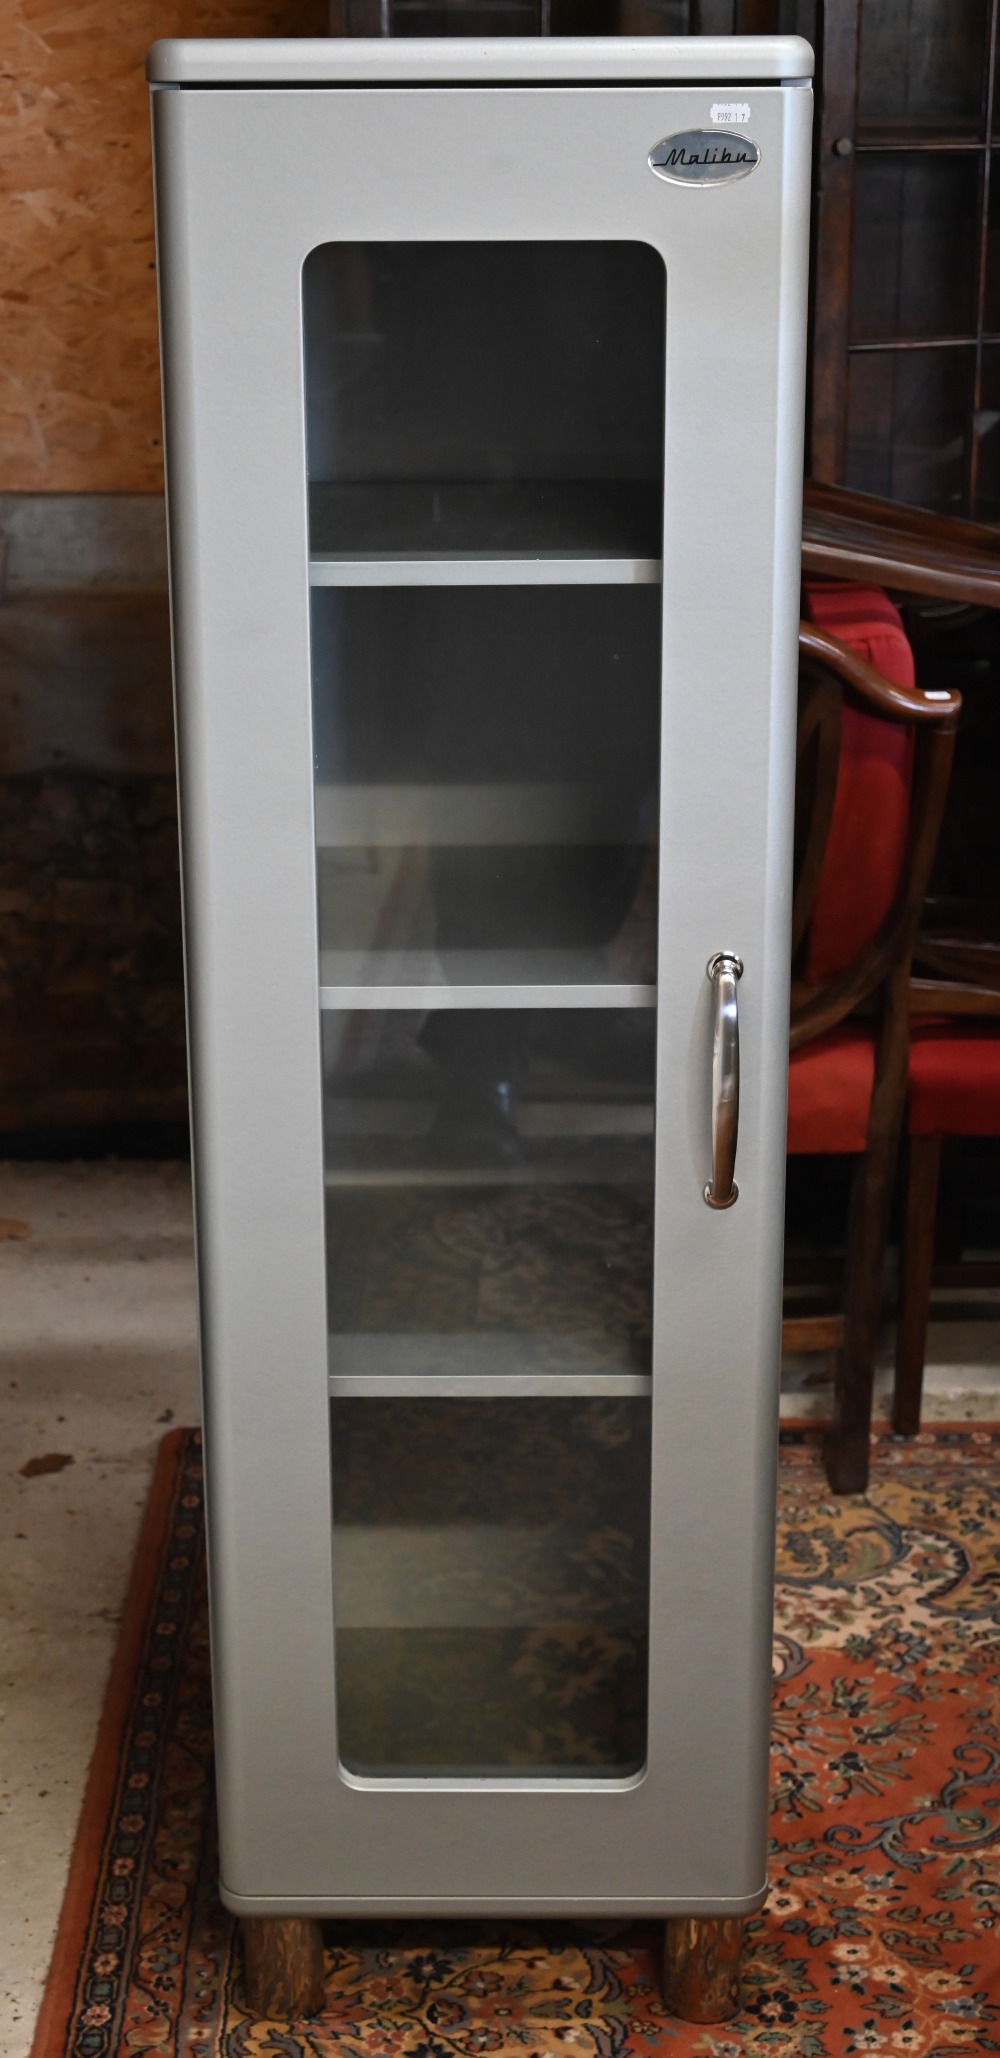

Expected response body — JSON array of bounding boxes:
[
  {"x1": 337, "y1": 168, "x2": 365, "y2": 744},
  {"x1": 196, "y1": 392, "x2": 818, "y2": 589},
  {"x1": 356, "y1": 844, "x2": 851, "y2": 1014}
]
[{"x1": 149, "y1": 35, "x2": 811, "y2": 1926}]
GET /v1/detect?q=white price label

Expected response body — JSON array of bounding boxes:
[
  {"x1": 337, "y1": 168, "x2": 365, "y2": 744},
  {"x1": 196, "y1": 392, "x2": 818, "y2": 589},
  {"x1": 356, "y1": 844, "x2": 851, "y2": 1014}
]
[{"x1": 710, "y1": 102, "x2": 752, "y2": 125}]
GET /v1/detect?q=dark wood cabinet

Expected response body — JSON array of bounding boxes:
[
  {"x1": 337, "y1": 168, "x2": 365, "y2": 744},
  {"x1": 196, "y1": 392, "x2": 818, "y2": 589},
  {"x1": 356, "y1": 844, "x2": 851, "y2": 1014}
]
[
  {"x1": 812, "y1": 0, "x2": 1000, "y2": 514},
  {"x1": 329, "y1": 0, "x2": 998, "y2": 519},
  {"x1": 328, "y1": 2, "x2": 810, "y2": 52}
]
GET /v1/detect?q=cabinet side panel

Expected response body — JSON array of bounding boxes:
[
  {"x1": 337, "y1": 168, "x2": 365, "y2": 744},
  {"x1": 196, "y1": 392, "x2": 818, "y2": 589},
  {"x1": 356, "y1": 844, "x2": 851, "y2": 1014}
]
[{"x1": 151, "y1": 87, "x2": 339, "y2": 1885}]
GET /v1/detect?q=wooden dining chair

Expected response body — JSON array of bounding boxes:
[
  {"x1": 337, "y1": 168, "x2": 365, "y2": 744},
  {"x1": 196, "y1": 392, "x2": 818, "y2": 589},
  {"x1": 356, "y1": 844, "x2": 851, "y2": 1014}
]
[
  {"x1": 785, "y1": 581, "x2": 961, "y2": 1494},
  {"x1": 892, "y1": 945, "x2": 1000, "y2": 1434}
]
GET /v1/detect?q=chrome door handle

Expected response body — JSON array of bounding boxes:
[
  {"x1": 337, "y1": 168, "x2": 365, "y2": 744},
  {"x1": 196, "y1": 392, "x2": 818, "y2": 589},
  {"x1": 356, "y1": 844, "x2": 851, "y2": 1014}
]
[{"x1": 704, "y1": 952, "x2": 743, "y2": 1209}]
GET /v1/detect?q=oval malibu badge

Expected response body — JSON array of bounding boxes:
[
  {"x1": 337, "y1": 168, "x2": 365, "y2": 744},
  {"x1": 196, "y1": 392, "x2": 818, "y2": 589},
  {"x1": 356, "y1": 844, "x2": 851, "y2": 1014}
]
[{"x1": 648, "y1": 129, "x2": 761, "y2": 186}]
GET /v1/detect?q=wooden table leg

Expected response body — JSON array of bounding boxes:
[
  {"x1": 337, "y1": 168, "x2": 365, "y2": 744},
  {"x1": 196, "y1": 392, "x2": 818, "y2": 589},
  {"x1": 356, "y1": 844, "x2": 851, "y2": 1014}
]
[
  {"x1": 241, "y1": 1915, "x2": 326, "y2": 2018},
  {"x1": 662, "y1": 1915, "x2": 744, "y2": 2021}
]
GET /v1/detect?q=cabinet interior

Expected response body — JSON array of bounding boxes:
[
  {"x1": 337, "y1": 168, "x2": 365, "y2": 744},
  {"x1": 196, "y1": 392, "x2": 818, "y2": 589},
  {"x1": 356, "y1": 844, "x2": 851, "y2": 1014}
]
[{"x1": 304, "y1": 239, "x2": 665, "y2": 1779}]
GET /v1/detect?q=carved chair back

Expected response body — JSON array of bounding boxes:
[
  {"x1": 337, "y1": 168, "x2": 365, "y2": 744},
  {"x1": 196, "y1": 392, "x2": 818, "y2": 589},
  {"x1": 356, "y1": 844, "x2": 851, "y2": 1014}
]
[{"x1": 791, "y1": 620, "x2": 960, "y2": 1068}]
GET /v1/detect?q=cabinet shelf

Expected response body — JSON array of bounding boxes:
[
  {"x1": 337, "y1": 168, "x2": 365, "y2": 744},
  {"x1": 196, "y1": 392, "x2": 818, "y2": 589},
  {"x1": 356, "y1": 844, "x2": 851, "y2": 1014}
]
[
  {"x1": 324, "y1": 1151, "x2": 653, "y2": 1187},
  {"x1": 323, "y1": 1084, "x2": 655, "y2": 1186},
  {"x1": 319, "y1": 948, "x2": 656, "y2": 1009},
  {"x1": 328, "y1": 1372, "x2": 652, "y2": 1397},
  {"x1": 309, "y1": 480, "x2": 663, "y2": 587},
  {"x1": 327, "y1": 1337, "x2": 651, "y2": 1398},
  {"x1": 329, "y1": 1337, "x2": 649, "y2": 1396}
]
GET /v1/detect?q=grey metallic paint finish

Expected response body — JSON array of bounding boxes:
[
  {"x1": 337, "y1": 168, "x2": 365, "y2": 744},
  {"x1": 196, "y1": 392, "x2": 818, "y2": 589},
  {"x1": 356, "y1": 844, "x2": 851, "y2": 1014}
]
[
  {"x1": 151, "y1": 55, "x2": 811, "y2": 1914},
  {"x1": 148, "y1": 34, "x2": 813, "y2": 85}
]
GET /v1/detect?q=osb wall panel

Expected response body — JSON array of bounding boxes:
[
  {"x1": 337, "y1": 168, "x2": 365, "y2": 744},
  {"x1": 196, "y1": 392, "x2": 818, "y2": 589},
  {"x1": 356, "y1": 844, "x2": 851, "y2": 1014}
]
[{"x1": 1, "y1": 0, "x2": 324, "y2": 493}]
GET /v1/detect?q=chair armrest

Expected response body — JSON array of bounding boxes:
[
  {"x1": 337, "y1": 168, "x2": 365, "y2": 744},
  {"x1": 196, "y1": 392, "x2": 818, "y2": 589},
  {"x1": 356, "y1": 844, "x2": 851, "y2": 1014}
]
[{"x1": 799, "y1": 622, "x2": 961, "y2": 726}]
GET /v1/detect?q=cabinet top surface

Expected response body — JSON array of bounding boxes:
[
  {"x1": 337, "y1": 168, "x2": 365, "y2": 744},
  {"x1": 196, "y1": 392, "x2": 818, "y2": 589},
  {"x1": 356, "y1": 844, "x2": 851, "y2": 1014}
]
[{"x1": 147, "y1": 35, "x2": 814, "y2": 88}]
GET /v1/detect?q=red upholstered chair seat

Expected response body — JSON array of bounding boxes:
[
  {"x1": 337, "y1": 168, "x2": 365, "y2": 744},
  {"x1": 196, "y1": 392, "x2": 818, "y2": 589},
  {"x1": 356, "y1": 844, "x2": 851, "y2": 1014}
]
[
  {"x1": 908, "y1": 1024, "x2": 1000, "y2": 1137},
  {"x1": 787, "y1": 1027, "x2": 875, "y2": 1155}
]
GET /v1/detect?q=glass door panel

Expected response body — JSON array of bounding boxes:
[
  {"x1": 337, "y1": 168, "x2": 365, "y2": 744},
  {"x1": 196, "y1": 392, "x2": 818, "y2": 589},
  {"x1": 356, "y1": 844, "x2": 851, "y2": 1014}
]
[
  {"x1": 330, "y1": 1395, "x2": 651, "y2": 1777},
  {"x1": 313, "y1": 584, "x2": 660, "y2": 988},
  {"x1": 323, "y1": 1006, "x2": 655, "y2": 1383},
  {"x1": 857, "y1": 0, "x2": 988, "y2": 138},
  {"x1": 305, "y1": 240, "x2": 665, "y2": 990},
  {"x1": 984, "y1": 177, "x2": 1000, "y2": 333},
  {"x1": 306, "y1": 240, "x2": 663, "y2": 1781},
  {"x1": 846, "y1": 345, "x2": 974, "y2": 508},
  {"x1": 303, "y1": 241, "x2": 666, "y2": 495},
  {"x1": 850, "y1": 155, "x2": 980, "y2": 342},
  {"x1": 973, "y1": 343, "x2": 1000, "y2": 518}
]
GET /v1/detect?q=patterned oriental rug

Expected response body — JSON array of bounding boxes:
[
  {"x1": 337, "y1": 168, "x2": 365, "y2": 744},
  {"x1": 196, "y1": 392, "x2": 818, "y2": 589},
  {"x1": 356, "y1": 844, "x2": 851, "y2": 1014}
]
[{"x1": 31, "y1": 1425, "x2": 1000, "y2": 2058}]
